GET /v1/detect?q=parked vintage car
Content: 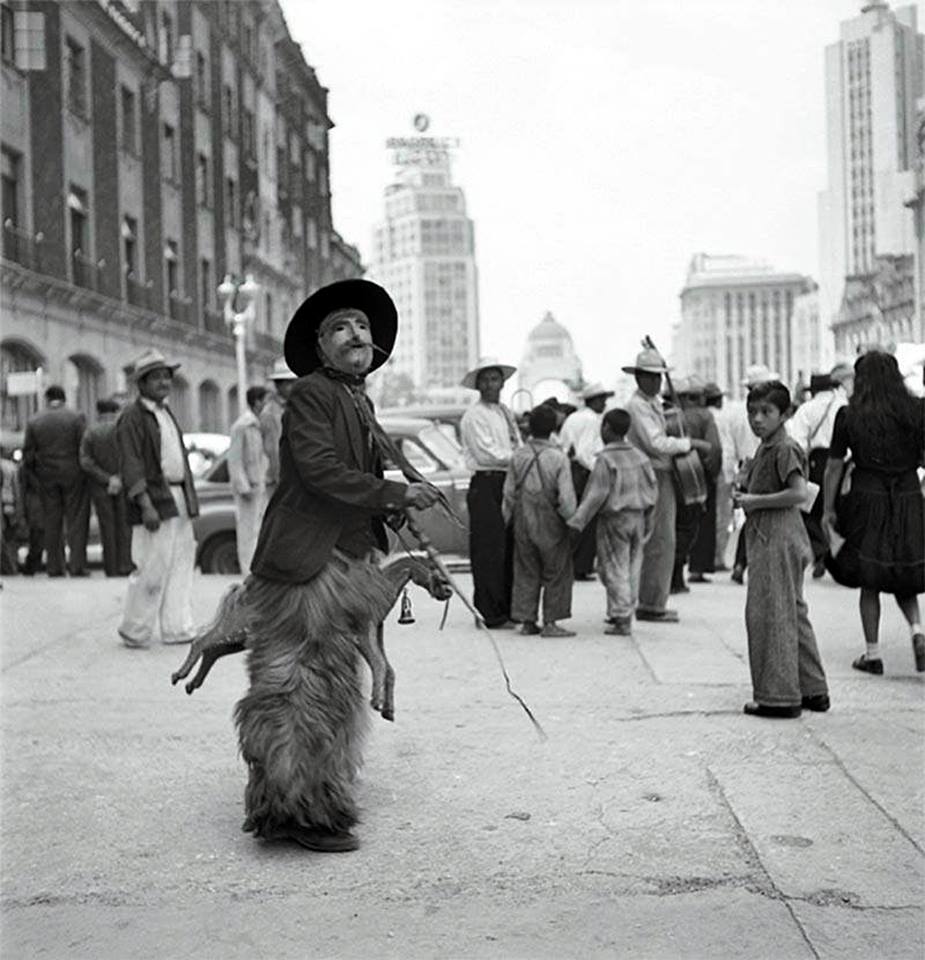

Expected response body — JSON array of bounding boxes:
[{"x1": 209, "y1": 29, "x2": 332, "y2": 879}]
[
  {"x1": 192, "y1": 416, "x2": 471, "y2": 573},
  {"x1": 376, "y1": 404, "x2": 471, "y2": 445}
]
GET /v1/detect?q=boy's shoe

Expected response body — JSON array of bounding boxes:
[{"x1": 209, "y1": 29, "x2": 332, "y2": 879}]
[
  {"x1": 730, "y1": 566, "x2": 745, "y2": 584},
  {"x1": 519, "y1": 622, "x2": 540, "y2": 636},
  {"x1": 604, "y1": 618, "x2": 632, "y2": 637},
  {"x1": 636, "y1": 608, "x2": 679, "y2": 623},
  {"x1": 852, "y1": 654, "x2": 884, "y2": 675},
  {"x1": 912, "y1": 633, "x2": 925, "y2": 672},
  {"x1": 743, "y1": 702, "x2": 802, "y2": 719},
  {"x1": 540, "y1": 623, "x2": 575, "y2": 638},
  {"x1": 801, "y1": 693, "x2": 831, "y2": 712}
]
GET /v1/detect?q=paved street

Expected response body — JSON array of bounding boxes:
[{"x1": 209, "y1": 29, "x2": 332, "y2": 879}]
[{"x1": 1, "y1": 563, "x2": 922, "y2": 960}]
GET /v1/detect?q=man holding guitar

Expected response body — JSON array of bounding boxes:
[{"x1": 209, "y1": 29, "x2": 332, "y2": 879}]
[{"x1": 623, "y1": 346, "x2": 714, "y2": 623}]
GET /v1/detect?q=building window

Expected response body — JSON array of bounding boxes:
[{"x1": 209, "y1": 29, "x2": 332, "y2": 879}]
[
  {"x1": 162, "y1": 123, "x2": 178, "y2": 182},
  {"x1": 265, "y1": 291, "x2": 273, "y2": 334},
  {"x1": 68, "y1": 186, "x2": 89, "y2": 285},
  {"x1": 1, "y1": 147, "x2": 19, "y2": 227},
  {"x1": 222, "y1": 83, "x2": 237, "y2": 139},
  {"x1": 195, "y1": 50, "x2": 209, "y2": 108},
  {"x1": 1, "y1": 4, "x2": 14, "y2": 65},
  {"x1": 159, "y1": 10, "x2": 174, "y2": 67},
  {"x1": 225, "y1": 176, "x2": 237, "y2": 227},
  {"x1": 65, "y1": 36, "x2": 87, "y2": 117},
  {"x1": 196, "y1": 152, "x2": 210, "y2": 206},
  {"x1": 242, "y1": 108, "x2": 255, "y2": 159},
  {"x1": 164, "y1": 238, "x2": 179, "y2": 296},
  {"x1": 119, "y1": 86, "x2": 137, "y2": 154},
  {"x1": 122, "y1": 216, "x2": 137, "y2": 275},
  {"x1": 200, "y1": 257, "x2": 212, "y2": 311}
]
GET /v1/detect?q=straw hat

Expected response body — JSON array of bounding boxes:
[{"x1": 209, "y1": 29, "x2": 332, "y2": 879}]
[
  {"x1": 621, "y1": 347, "x2": 670, "y2": 375},
  {"x1": 268, "y1": 357, "x2": 298, "y2": 381},
  {"x1": 129, "y1": 348, "x2": 180, "y2": 381},
  {"x1": 674, "y1": 374, "x2": 706, "y2": 397},
  {"x1": 284, "y1": 279, "x2": 397, "y2": 376},
  {"x1": 741, "y1": 364, "x2": 780, "y2": 387},
  {"x1": 581, "y1": 381, "x2": 615, "y2": 401},
  {"x1": 461, "y1": 356, "x2": 517, "y2": 390}
]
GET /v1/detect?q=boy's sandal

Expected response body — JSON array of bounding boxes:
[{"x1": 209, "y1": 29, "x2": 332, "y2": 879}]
[{"x1": 851, "y1": 654, "x2": 884, "y2": 675}]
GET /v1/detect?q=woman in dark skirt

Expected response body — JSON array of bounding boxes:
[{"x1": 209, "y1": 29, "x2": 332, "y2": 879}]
[{"x1": 822, "y1": 351, "x2": 925, "y2": 675}]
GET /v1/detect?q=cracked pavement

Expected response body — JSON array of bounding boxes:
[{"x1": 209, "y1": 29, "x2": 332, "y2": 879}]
[{"x1": 1, "y1": 563, "x2": 922, "y2": 959}]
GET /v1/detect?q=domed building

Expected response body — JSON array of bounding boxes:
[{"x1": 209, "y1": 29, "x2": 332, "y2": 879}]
[{"x1": 515, "y1": 311, "x2": 584, "y2": 411}]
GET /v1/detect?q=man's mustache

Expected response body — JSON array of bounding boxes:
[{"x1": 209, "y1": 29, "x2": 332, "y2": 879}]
[{"x1": 339, "y1": 340, "x2": 389, "y2": 356}]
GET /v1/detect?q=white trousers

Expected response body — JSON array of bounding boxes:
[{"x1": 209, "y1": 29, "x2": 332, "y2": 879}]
[
  {"x1": 119, "y1": 489, "x2": 196, "y2": 646},
  {"x1": 234, "y1": 488, "x2": 266, "y2": 574}
]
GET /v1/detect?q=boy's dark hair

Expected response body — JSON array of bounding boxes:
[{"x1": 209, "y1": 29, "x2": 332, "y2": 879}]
[
  {"x1": 528, "y1": 404, "x2": 557, "y2": 438},
  {"x1": 45, "y1": 385, "x2": 66, "y2": 402},
  {"x1": 602, "y1": 408, "x2": 631, "y2": 437},
  {"x1": 747, "y1": 380, "x2": 790, "y2": 413},
  {"x1": 246, "y1": 385, "x2": 268, "y2": 409},
  {"x1": 96, "y1": 397, "x2": 120, "y2": 414}
]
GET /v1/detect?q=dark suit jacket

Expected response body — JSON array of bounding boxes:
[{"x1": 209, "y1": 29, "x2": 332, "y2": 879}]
[
  {"x1": 250, "y1": 370, "x2": 407, "y2": 583},
  {"x1": 22, "y1": 405, "x2": 86, "y2": 483},
  {"x1": 116, "y1": 399, "x2": 199, "y2": 524}
]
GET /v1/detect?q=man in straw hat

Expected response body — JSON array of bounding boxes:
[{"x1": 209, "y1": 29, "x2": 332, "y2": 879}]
[
  {"x1": 559, "y1": 382, "x2": 615, "y2": 580},
  {"x1": 117, "y1": 348, "x2": 199, "y2": 647},
  {"x1": 623, "y1": 348, "x2": 714, "y2": 622},
  {"x1": 459, "y1": 356, "x2": 521, "y2": 628},
  {"x1": 197, "y1": 279, "x2": 440, "y2": 854},
  {"x1": 259, "y1": 356, "x2": 298, "y2": 497}
]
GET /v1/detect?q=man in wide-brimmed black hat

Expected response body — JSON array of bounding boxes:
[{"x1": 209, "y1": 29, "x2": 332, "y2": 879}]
[{"x1": 205, "y1": 279, "x2": 439, "y2": 855}]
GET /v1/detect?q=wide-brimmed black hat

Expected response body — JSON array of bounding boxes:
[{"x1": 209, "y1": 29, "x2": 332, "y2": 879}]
[{"x1": 284, "y1": 279, "x2": 398, "y2": 376}]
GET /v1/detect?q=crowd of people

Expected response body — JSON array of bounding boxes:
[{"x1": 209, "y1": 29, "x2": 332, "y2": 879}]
[
  {"x1": 458, "y1": 347, "x2": 925, "y2": 720},
  {"x1": 1, "y1": 277, "x2": 922, "y2": 854}
]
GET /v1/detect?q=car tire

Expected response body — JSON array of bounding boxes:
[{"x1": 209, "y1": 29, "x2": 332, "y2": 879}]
[{"x1": 199, "y1": 532, "x2": 240, "y2": 574}]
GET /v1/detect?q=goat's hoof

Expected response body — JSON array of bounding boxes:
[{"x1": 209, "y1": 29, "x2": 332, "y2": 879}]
[{"x1": 381, "y1": 707, "x2": 394, "y2": 722}]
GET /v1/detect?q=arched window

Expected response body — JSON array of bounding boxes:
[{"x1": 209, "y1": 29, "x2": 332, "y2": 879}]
[
  {"x1": 65, "y1": 353, "x2": 103, "y2": 420},
  {"x1": 171, "y1": 373, "x2": 191, "y2": 429},
  {"x1": 198, "y1": 379, "x2": 220, "y2": 432},
  {"x1": 1, "y1": 338, "x2": 46, "y2": 431}
]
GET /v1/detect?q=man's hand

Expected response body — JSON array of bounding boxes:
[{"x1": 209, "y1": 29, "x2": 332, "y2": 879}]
[
  {"x1": 107, "y1": 475, "x2": 123, "y2": 496},
  {"x1": 689, "y1": 438, "x2": 712, "y2": 455},
  {"x1": 141, "y1": 503, "x2": 161, "y2": 532},
  {"x1": 404, "y1": 482, "x2": 441, "y2": 510}
]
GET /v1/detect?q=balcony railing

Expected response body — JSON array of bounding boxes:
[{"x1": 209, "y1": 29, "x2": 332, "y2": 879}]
[
  {"x1": 2, "y1": 220, "x2": 43, "y2": 272},
  {"x1": 72, "y1": 250, "x2": 102, "y2": 291},
  {"x1": 203, "y1": 308, "x2": 226, "y2": 335},
  {"x1": 167, "y1": 291, "x2": 193, "y2": 324},
  {"x1": 125, "y1": 272, "x2": 151, "y2": 310}
]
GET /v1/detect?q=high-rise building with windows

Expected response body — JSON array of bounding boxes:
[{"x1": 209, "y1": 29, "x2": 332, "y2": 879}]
[
  {"x1": 0, "y1": 0, "x2": 361, "y2": 433},
  {"x1": 369, "y1": 125, "x2": 479, "y2": 398},
  {"x1": 673, "y1": 254, "x2": 814, "y2": 399},
  {"x1": 818, "y1": 2, "x2": 923, "y2": 343}
]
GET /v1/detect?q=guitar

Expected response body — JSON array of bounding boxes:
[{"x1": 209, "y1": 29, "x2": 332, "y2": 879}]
[{"x1": 641, "y1": 336, "x2": 708, "y2": 507}]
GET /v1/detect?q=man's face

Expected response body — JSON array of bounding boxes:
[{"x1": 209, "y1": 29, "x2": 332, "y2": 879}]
[
  {"x1": 274, "y1": 379, "x2": 294, "y2": 401},
  {"x1": 586, "y1": 394, "x2": 608, "y2": 414},
  {"x1": 476, "y1": 368, "x2": 504, "y2": 403},
  {"x1": 635, "y1": 371, "x2": 662, "y2": 397},
  {"x1": 138, "y1": 367, "x2": 172, "y2": 403},
  {"x1": 317, "y1": 310, "x2": 373, "y2": 375}
]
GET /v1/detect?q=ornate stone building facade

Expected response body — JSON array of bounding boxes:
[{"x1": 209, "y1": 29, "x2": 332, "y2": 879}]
[
  {"x1": 0, "y1": 0, "x2": 361, "y2": 434},
  {"x1": 516, "y1": 311, "x2": 583, "y2": 411}
]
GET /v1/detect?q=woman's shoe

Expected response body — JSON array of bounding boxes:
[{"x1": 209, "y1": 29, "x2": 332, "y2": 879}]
[
  {"x1": 743, "y1": 701, "x2": 802, "y2": 719},
  {"x1": 912, "y1": 633, "x2": 925, "y2": 673},
  {"x1": 852, "y1": 654, "x2": 884, "y2": 675}
]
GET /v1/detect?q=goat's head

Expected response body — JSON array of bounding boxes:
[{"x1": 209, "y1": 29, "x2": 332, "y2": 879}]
[{"x1": 407, "y1": 557, "x2": 453, "y2": 602}]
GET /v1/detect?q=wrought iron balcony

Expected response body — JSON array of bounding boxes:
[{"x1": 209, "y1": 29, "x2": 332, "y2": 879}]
[{"x1": 1, "y1": 220, "x2": 43, "y2": 272}]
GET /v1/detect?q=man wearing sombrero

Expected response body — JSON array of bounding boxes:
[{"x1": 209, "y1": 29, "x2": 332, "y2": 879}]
[
  {"x1": 459, "y1": 357, "x2": 521, "y2": 628},
  {"x1": 223, "y1": 280, "x2": 438, "y2": 853},
  {"x1": 623, "y1": 348, "x2": 713, "y2": 622},
  {"x1": 117, "y1": 348, "x2": 199, "y2": 647}
]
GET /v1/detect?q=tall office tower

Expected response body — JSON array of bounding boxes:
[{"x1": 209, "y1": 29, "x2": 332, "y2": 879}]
[
  {"x1": 818, "y1": 2, "x2": 923, "y2": 343},
  {"x1": 674, "y1": 254, "x2": 813, "y2": 400},
  {"x1": 369, "y1": 122, "x2": 479, "y2": 399}
]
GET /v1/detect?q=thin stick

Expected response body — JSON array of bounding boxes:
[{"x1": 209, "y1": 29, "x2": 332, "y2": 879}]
[{"x1": 399, "y1": 516, "x2": 547, "y2": 742}]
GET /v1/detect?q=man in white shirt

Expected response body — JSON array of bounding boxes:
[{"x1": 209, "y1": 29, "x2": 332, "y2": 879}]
[
  {"x1": 459, "y1": 357, "x2": 521, "y2": 628},
  {"x1": 228, "y1": 385, "x2": 269, "y2": 574},
  {"x1": 787, "y1": 361, "x2": 853, "y2": 577},
  {"x1": 559, "y1": 382, "x2": 614, "y2": 579},
  {"x1": 117, "y1": 348, "x2": 199, "y2": 647},
  {"x1": 624, "y1": 349, "x2": 712, "y2": 622}
]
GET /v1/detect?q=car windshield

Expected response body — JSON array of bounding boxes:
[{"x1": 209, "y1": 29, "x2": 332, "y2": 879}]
[{"x1": 417, "y1": 424, "x2": 465, "y2": 470}]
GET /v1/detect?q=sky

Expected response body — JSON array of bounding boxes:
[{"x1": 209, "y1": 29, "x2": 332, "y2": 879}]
[{"x1": 282, "y1": 0, "x2": 913, "y2": 388}]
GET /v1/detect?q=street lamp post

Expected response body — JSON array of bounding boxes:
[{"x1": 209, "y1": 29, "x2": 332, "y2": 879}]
[{"x1": 217, "y1": 273, "x2": 260, "y2": 418}]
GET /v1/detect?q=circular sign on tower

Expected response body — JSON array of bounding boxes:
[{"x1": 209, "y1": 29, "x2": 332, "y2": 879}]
[{"x1": 413, "y1": 113, "x2": 430, "y2": 133}]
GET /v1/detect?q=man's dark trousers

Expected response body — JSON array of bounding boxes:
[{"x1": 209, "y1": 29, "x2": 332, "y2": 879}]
[
  {"x1": 571, "y1": 461, "x2": 597, "y2": 578},
  {"x1": 89, "y1": 481, "x2": 133, "y2": 576},
  {"x1": 467, "y1": 471, "x2": 513, "y2": 626},
  {"x1": 39, "y1": 473, "x2": 90, "y2": 575}
]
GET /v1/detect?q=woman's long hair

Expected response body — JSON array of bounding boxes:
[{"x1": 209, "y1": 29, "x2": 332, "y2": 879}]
[{"x1": 848, "y1": 350, "x2": 920, "y2": 437}]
